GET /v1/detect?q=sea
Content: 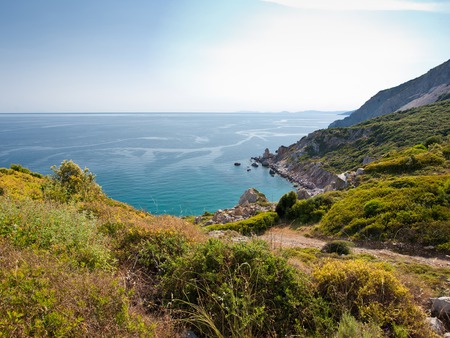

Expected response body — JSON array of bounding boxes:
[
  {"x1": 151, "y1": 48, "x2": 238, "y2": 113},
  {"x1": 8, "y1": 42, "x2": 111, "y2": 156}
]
[{"x1": 0, "y1": 111, "x2": 342, "y2": 216}]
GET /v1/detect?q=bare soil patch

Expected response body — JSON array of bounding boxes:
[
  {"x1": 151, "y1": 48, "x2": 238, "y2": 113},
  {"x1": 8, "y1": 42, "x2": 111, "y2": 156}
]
[{"x1": 259, "y1": 227, "x2": 450, "y2": 269}]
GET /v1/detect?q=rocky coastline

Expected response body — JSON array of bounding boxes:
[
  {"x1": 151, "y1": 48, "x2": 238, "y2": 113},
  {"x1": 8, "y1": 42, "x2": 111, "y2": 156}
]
[{"x1": 252, "y1": 146, "x2": 359, "y2": 199}]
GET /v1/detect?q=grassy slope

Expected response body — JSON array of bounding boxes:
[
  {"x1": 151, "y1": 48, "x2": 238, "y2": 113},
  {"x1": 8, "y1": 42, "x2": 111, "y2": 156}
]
[
  {"x1": 272, "y1": 101, "x2": 450, "y2": 252},
  {"x1": 1, "y1": 165, "x2": 446, "y2": 337},
  {"x1": 0, "y1": 167, "x2": 204, "y2": 337},
  {"x1": 310, "y1": 100, "x2": 450, "y2": 173},
  {"x1": 310, "y1": 102, "x2": 450, "y2": 248}
]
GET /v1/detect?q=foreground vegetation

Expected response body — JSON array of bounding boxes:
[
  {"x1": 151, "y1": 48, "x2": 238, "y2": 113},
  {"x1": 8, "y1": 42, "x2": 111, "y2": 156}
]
[
  {"x1": 0, "y1": 162, "x2": 442, "y2": 337},
  {"x1": 1, "y1": 159, "x2": 447, "y2": 337}
]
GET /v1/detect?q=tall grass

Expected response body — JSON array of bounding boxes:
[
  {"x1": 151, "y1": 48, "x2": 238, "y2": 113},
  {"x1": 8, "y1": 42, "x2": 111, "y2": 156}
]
[
  {"x1": 0, "y1": 240, "x2": 154, "y2": 337},
  {"x1": 0, "y1": 196, "x2": 111, "y2": 269}
]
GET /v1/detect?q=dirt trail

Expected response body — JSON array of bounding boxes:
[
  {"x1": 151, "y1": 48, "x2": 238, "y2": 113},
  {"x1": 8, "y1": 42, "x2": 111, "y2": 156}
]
[{"x1": 259, "y1": 228, "x2": 450, "y2": 269}]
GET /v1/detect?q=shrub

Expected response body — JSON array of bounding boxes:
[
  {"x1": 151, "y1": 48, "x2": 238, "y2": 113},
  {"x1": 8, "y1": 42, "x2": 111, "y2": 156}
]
[
  {"x1": 0, "y1": 169, "x2": 45, "y2": 200},
  {"x1": 365, "y1": 151, "x2": 445, "y2": 174},
  {"x1": 424, "y1": 135, "x2": 442, "y2": 148},
  {"x1": 135, "y1": 230, "x2": 191, "y2": 276},
  {"x1": 321, "y1": 240, "x2": 352, "y2": 255},
  {"x1": 443, "y1": 144, "x2": 450, "y2": 160},
  {"x1": 275, "y1": 191, "x2": 297, "y2": 218},
  {"x1": 320, "y1": 175, "x2": 450, "y2": 247},
  {"x1": 205, "y1": 212, "x2": 279, "y2": 235},
  {"x1": 363, "y1": 199, "x2": 384, "y2": 217},
  {"x1": 10, "y1": 164, "x2": 43, "y2": 178},
  {"x1": 287, "y1": 194, "x2": 336, "y2": 224},
  {"x1": 160, "y1": 239, "x2": 333, "y2": 337},
  {"x1": 335, "y1": 312, "x2": 383, "y2": 338},
  {"x1": 46, "y1": 160, "x2": 101, "y2": 202},
  {"x1": 0, "y1": 241, "x2": 154, "y2": 337},
  {"x1": 313, "y1": 260, "x2": 434, "y2": 337}
]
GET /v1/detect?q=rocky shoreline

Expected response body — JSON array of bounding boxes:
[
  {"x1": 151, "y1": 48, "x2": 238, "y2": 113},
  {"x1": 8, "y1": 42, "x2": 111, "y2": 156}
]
[{"x1": 252, "y1": 146, "x2": 363, "y2": 199}]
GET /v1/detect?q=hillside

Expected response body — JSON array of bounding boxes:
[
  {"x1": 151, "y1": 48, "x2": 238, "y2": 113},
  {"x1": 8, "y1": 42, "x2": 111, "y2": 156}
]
[
  {"x1": 1, "y1": 161, "x2": 448, "y2": 337},
  {"x1": 257, "y1": 100, "x2": 450, "y2": 193},
  {"x1": 330, "y1": 59, "x2": 450, "y2": 128}
]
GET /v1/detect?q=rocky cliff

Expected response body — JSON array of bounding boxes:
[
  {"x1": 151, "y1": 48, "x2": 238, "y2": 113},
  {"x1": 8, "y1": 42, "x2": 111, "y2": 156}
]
[
  {"x1": 329, "y1": 59, "x2": 450, "y2": 128},
  {"x1": 254, "y1": 131, "x2": 351, "y2": 197}
]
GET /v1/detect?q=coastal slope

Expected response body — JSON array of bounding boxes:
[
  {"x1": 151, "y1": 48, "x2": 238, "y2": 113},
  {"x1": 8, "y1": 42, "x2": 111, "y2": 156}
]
[{"x1": 257, "y1": 100, "x2": 450, "y2": 195}]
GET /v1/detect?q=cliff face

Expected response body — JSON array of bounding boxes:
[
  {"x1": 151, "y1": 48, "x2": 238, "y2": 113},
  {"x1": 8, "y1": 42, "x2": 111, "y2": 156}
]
[{"x1": 329, "y1": 59, "x2": 450, "y2": 128}]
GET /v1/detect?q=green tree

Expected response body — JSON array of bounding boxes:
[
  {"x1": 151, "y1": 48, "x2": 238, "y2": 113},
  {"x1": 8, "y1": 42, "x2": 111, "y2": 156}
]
[
  {"x1": 275, "y1": 191, "x2": 297, "y2": 218},
  {"x1": 49, "y1": 160, "x2": 100, "y2": 201}
]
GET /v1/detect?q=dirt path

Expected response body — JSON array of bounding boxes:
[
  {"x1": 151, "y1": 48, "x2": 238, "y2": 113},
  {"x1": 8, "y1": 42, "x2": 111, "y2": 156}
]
[{"x1": 259, "y1": 228, "x2": 450, "y2": 269}]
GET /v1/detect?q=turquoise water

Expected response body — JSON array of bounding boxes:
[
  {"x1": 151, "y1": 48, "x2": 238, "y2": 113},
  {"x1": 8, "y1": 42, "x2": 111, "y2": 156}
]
[{"x1": 0, "y1": 112, "x2": 341, "y2": 215}]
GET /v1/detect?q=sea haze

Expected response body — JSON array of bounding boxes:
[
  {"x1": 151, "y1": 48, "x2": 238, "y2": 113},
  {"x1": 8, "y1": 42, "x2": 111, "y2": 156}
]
[{"x1": 0, "y1": 111, "x2": 341, "y2": 215}]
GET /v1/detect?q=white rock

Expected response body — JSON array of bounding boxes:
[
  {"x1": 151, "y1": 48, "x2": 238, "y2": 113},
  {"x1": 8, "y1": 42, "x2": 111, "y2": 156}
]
[{"x1": 426, "y1": 317, "x2": 445, "y2": 335}]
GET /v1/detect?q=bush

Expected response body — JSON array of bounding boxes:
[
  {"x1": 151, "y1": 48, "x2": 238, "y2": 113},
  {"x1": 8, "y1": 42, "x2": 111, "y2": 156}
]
[
  {"x1": 287, "y1": 194, "x2": 336, "y2": 224},
  {"x1": 10, "y1": 164, "x2": 43, "y2": 178},
  {"x1": 313, "y1": 260, "x2": 433, "y2": 337},
  {"x1": 45, "y1": 160, "x2": 101, "y2": 202},
  {"x1": 135, "y1": 230, "x2": 191, "y2": 276},
  {"x1": 363, "y1": 199, "x2": 384, "y2": 217},
  {"x1": 321, "y1": 240, "x2": 352, "y2": 255},
  {"x1": 320, "y1": 175, "x2": 450, "y2": 246},
  {"x1": 0, "y1": 169, "x2": 45, "y2": 201},
  {"x1": 335, "y1": 312, "x2": 383, "y2": 338},
  {"x1": 0, "y1": 241, "x2": 153, "y2": 337},
  {"x1": 160, "y1": 239, "x2": 333, "y2": 337},
  {"x1": 205, "y1": 212, "x2": 279, "y2": 235},
  {"x1": 365, "y1": 151, "x2": 445, "y2": 174},
  {"x1": 443, "y1": 144, "x2": 450, "y2": 160},
  {"x1": 424, "y1": 135, "x2": 442, "y2": 148},
  {"x1": 275, "y1": 191, "x2": 297, "y2": 218}
]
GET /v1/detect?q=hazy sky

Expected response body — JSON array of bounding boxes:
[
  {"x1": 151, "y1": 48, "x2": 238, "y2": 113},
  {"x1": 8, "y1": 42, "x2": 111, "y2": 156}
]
[{"x1": 1, "y1": 0, "x2": 449, "y2": 112}]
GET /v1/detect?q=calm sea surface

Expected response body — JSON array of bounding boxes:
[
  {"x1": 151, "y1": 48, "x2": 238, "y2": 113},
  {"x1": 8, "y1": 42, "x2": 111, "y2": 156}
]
[{"x1": 0, "y1": 112, "x2": 341, "y2": 215}]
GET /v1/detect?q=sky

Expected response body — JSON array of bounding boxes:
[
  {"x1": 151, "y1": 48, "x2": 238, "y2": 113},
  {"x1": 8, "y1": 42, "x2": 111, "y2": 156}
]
[{"x1": 0, "y1": 0, "x2": 449, "y2": 113}]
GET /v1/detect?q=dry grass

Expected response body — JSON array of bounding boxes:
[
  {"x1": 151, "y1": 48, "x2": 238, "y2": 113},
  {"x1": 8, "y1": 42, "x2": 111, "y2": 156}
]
[{"x1": 0, "y1": 240, "x2": 156, "y2": 337}]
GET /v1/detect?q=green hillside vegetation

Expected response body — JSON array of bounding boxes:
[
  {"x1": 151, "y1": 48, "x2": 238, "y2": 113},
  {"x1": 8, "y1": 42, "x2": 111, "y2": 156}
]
[
  {"x1": 204, "y1": 211, "x2": 279, "y2": 234},
  {"x1": 305, "y1": 100, "x2": 450, "y2": 173},
  {"x1": 0, "y1": 162, "x2": 443, "y2": 337},
  {"x1": 320, "y1": 174, "x2": 450, "y2": 249},
  {"x1": 316, "y1": 110, "x2": 450, "y2": 249},
  {"x1": 269, "y1": 101, "x2": 450, "y2": 254}
]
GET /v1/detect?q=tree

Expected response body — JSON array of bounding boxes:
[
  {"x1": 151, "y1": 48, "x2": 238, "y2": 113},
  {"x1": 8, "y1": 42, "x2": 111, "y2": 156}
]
[
  {"x1": 275, "y1": 191, "x2": 297, "y2": 218},
  {"x1": 50, "y1": 160, "x2": 100, "y2": 201}
]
